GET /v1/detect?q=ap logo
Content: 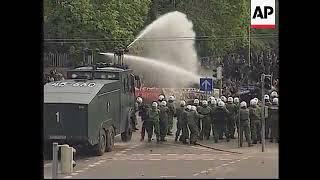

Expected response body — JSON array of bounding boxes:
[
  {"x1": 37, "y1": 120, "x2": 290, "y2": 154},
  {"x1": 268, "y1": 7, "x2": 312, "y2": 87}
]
[{"x1": 251, "y1": 0, "x2": 276, "y2": 29}]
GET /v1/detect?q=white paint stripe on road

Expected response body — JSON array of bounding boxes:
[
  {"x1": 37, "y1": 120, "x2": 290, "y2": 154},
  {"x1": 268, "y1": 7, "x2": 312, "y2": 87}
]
[
  {"x1": 160, "y1": 176, "x2": 176, "y2": 178},
  {"x1": 124, "y1": 149, "x2": 132, "y2": 151},
  {"x1": 236, "y1": 159, "x2": 241, "y2": 162},
  {"x1": 222, "y1": 163, "x2": 229, "y2": 166},
  {"x1": 229, "y1": 161, "x2": 236, "y2": 164},
  {"x1": 220, "y1": 159, "x2": 232, "y2": 161},
  {"x1": 167, "y1": 159, "x2": 178, "y2": 160},
  {"x1": 71, "y1": 173, "x2": 78, "y2": 176},
  {"x1": 185, "y1": 159, "x2": 195, "y2": 160},
  {"x1": 120, "y1": 151, "x2": 127, "y2": 153},
  {"x1": 150, "y1": 154, "x2": 161, "y2": 156},
  {"x1": 208, "y1": 168, "x2": 213, "y2": 171},
  {"x1": 200, "y1": 170, "x2": 208, "y2": 174},
  {"x1": 193, "y1": 173, "x2": 199, "y2": 176},
  {"x1": 223, "y1": 154, "x2": 231, "y2": 156},
  {"x1": 167, "y1": 154, "x2": 177, "y2": 155},
  {"x1": 76, "y1": 170, "x2": 84, "y2": 173},
  {"x1": 132, "y1": 154, "x2": 144, "y2": 156},
  {"x1": 98, "y1": 160, "x2": 106, "y2": 163},
  {"x1": 94, "y1": 162, "x2": 101, "y2": 165},
  {"x1": 243, "y1": 157, "x2": 249, "y2": 160},
  {"x1": 203, "y1": 158, "x2": 215, "y2": 160},
  {"x1": 89, "y1": 164, "x2": 96, "y2": 167},
  {"x1": 150, "y1": 159, "x2": 161, "y2": 160},
  {"x1": 84, "y1": 167, "x2": 90, "y2": 170},
  {"x1": 201, "y1": 154, "x2": 212, "y2": 156},
  {"x1": 63, "y1": 176, "x2": 72, "y2": 178}
]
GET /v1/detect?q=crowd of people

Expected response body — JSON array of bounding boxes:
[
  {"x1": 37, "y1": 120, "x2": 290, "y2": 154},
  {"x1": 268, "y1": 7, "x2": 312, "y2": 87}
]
[
  {"x1": 43, "y1": 69, "x2": 65, "y2": 85},
  {"x1": 134, "y1": 91, "x2": 279, "y2": 147},
  {"x1": 201, "y1": 50, "x2": 279, "y2": 96}
]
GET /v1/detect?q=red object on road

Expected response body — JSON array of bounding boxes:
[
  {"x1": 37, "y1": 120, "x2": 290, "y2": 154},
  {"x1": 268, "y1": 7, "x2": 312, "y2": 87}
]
[{"x1": 135, "y1": 87, "x2": 162, "y2": 104}]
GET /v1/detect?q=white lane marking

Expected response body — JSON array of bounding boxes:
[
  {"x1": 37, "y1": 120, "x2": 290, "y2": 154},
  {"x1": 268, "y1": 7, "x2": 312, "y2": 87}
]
[
  {"x1": 64, "y1": 176, "x2": 72, "y2": 178},
  {"x1": 223, "y1": 154, "x2": 231, "y2": 156},
  {"x1": 120, "y1": 151, "x2": 126, "y2": 153},
  {"x1": 208, "y1": 168, "x2": 213, "y2": 171},
  {"x1": 243, "y1": 157, "x2": 249, "y2": 160},
  {"x1": 222, "y1": 163, "x2": 229, "y2": 166},
  {"x1": 203, "y1": 158, "x2": 215, "y2": 160},
  {"x1": 193, "y1": 173, "x2": 200, "y2": 176},
  {"x1": 98, "y1": 160, "x2": 106, "y2": 163},
  {"x1": 229, "y1": 161, "x2": 236, "y2": 164},
  {"x1": 71, "y1": 173, "x2": 78, "y2": 176},
  {"x1": 89, "y1": 164, "x2": 96, "y2": 167},
  {"x1": 150, "y1": 159, "x2": 161, "y2": 160},
  {"x1": 167, "y1": 159, "x2": 178, "y2": 160},
  {"x1": 85, "y1": 160, "x2": 89, "y2": 162},
  {"x1": 150, "y1": 154, "x2": 161, "y2": 156},
  {"x1": 94, "y1": 162, "x2": 101, "y2": 165},
  {"x1": 236, "y1": 159, "x2": 241, "y2": 162},
  {"x1": 200, "y1": 170, "x2": 208, "y2": 174},
  {"x1": 76, "y1": 170, "x2": 84, "y2": 173},
  {"x1": 124, "y1": 149, "x2": 132, "y2": 151},
  {"x1": 220, "y1": 159, "x2": 232, "y2": 161},
  {"x1": 185, "y1": 158, "x2": 195, "y2": 160},
  {"x1": 201, "y1": 154, "x2": 212, "y2": 156},
  {"x1": 167, "y1": 154, "x2": 177, "y2": 156},
  {"x1": 84, "y1": 167, "x2": 90, "y2": 170},
  {"x1": 132, "y1": 154, "x2": 144, "y2": 156},
  {"x1": 160, "y1": 176, "x2": 176, "y2": 178}
]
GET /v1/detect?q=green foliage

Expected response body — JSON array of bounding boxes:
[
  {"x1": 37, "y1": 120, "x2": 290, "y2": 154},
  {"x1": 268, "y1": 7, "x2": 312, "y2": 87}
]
[{"x1": 44, "y1": 0, "x2": 151, "y2": 64}]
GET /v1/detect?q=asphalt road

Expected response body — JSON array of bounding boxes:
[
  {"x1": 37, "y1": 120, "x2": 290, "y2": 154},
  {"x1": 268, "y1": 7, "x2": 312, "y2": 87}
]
[{"x1": 43, "y1": 116, "x2": 278, "y2": 179}]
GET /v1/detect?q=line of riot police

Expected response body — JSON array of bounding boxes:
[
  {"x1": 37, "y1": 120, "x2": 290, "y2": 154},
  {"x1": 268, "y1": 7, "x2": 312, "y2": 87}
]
[{"x1": 134, "y1": 91, "x2": 279, "y2": 147}]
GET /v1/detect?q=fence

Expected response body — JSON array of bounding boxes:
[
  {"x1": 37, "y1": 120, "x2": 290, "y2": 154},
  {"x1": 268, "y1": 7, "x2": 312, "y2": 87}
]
[{"x1": 44, "y1": 53, "x2": 70, "y2": 67}]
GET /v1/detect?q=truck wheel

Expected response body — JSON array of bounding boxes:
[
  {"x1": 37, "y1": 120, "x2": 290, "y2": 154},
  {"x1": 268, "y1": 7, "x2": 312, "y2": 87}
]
[
  {"x1": 94, "y1": 129, "x2": 106, "y2": 156},
  {"x1": 106, "y1": 126, "x2": 115, "y2": 152},
  {"x1": 121, "y1": 127, "x2": 132, "y2": 142}
]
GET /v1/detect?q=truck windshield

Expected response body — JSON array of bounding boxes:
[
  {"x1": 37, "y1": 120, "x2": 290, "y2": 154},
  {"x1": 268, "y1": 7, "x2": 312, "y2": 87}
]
[
  {"x1": 67, "y1": 71, "x2": 92, "y2": 79},
  {"x1": 94, "y1": 72, "x2": 119, "y2": 80},
  {"x1": 67, "y1": 71, "x2": 119, "y2": 80}
]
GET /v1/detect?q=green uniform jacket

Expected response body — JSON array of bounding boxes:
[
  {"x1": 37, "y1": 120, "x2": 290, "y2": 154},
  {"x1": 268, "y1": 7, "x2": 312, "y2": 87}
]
[
  {"x1": 249, "y1": 106, "x2": 261, "y2": 123},
  {"x1": 167, "y1": 102, "x2": 176, "y2": 118},
  {"x1": 240, "y1": 108, "x2": 250, "y2": 125},
  {"x1": 198, "y1": 106, "x2": 211, "y2": 121},
  {"x1": 176, "y1": 106, "x2": 185, "y2": 123},
  {"x1": 226, "y1": 103, "x2": 237, "y2": 120},
  {"x1": 147, "y1": 108, "x2": 160, "y2": 122},
  {"x1": 269, "y1": 105, "x2": 278, "y2": 122},
  {"x1": 159, "y1": 106, "x2": 169, "y2": 122}
]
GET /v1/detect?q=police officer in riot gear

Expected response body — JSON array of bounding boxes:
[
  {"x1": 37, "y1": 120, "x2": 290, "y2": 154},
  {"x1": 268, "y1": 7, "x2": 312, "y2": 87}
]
[
  {"x1": 269, "y1": 97, "x2": 279, "y2": 143},
  {"x1": 264, "y1": 94, "x2": 272, "y2": 139},
  {"x1": 198, "y1": 100, "x2": 212, "y2": 140},
  {"x1": 175, "y1": 100, "x2": 186, "y2": 142},
  {"x1": 138, "y1": 97, "x2": 150, "y2": 141},
  {"x1": 249, "y1": 99, "x2": 262, "y2": 144},
  {"x1": 212, "y1": 101, "x2": 229, "y2": 143},
  {"x1": 239, "y1": 101, "x2": 252, "y2": 147},
  {"x1": 167, "y1": 96, "x2": 176, "y2": 135},
  {"x1": 234, "y1": 97, "x2": 240, "y2": 138},
  {"x1": 226, "y1": 97, "x2": 237, "y2": 139},
  {"x1": 145, "y1": 102, "x2": 161, "y2": 143},
  {"x1": 159, "y1": 100, "x2": 169, "y2": 142}
]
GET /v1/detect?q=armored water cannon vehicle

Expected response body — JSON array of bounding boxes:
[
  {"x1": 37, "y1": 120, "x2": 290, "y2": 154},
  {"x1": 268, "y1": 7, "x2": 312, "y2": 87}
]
[{"x1": 44, "y1": 50, "x2": 140, "y2": 156}]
